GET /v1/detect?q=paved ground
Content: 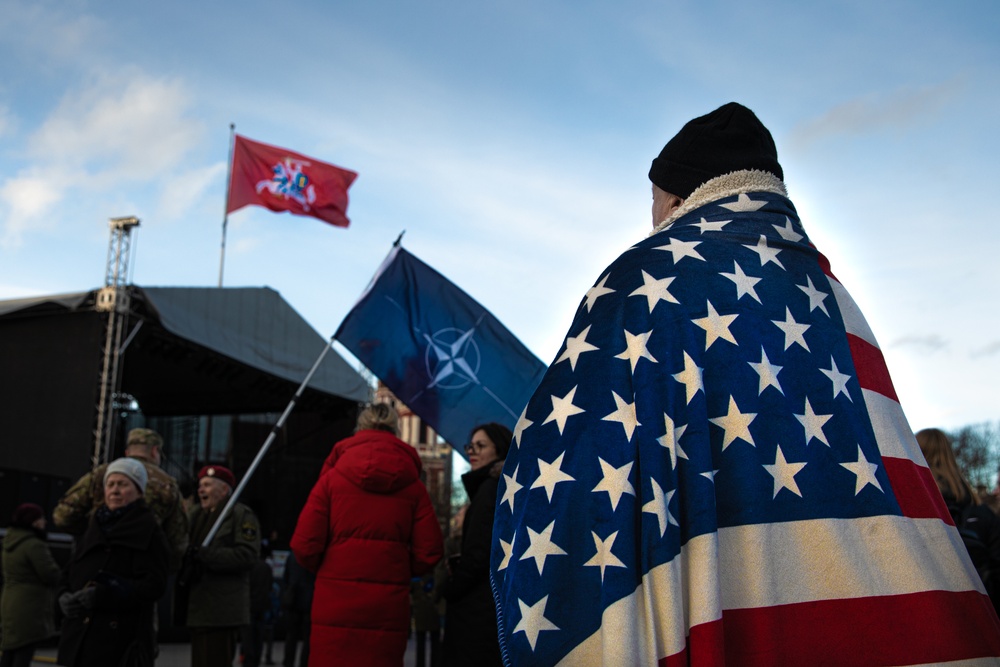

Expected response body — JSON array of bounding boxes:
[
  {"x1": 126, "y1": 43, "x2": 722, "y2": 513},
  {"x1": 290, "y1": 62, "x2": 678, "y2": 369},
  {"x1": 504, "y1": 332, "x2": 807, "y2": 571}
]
[{"x1": 31, "y1": 636, "x2": 428, "y2": 666}]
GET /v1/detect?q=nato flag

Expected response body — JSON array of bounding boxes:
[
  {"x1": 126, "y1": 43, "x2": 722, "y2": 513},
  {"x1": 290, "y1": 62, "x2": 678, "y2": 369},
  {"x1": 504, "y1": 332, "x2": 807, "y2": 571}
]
[{"x1": 335, "y1": 246, "x2": 546, "y2": 454}]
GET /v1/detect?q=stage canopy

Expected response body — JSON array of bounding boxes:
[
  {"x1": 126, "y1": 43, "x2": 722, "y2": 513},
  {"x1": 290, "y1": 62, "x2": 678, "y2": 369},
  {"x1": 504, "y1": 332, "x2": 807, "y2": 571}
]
[{"x1": 0, "y1": 285, "x2": 369, "y2": 478}]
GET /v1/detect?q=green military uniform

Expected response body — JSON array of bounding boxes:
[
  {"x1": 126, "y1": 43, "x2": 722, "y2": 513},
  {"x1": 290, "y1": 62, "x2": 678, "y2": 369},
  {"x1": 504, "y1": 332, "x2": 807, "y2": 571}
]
[
  {"x1": 53, "y1": 446, "x2": 189, "y2": 571},
  {"x1": 185, "y1": 501, "x2": 261, "y2": 667}
]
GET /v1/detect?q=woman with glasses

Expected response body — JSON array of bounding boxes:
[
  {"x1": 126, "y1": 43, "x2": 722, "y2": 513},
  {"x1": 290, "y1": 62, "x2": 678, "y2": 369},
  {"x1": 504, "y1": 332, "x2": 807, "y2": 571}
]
[{"x1": 441, "y1": 423, "x2": 512, "y2": 667}]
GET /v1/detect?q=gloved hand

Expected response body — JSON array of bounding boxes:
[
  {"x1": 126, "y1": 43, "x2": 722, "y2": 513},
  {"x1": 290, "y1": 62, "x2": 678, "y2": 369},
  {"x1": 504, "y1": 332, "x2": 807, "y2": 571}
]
[
  {"x1": 59, "y1": 591, "x2": 86, "y2": 618},
  {"x1": 75, "y1": 586, "x2": 97, "y2": 610}
]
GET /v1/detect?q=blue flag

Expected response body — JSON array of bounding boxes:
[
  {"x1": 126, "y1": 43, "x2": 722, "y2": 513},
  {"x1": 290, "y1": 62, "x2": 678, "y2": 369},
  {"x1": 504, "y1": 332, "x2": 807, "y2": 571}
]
[{"x1": 335, "y1": 246, "x2": 546, "y2": 453}]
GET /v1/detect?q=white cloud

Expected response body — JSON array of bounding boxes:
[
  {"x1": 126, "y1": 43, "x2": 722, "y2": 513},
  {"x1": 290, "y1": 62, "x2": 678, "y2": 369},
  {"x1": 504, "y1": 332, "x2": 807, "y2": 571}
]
[
  {"x1": 29, "y1": 71, "x2": 204, "y2": 183},
  {"x1": 788, "y1": 79, "x2": 965, "y2": 151},
  {"x1": 0, "y1": 70, "x2": 207, "y2": 244},
  {"x1": 156, "y1": 162, "x2": 227, "y2": 221},
  {"x1": 889, "y1": 334, "x2": 948, "y2": 352},
  {"x1": 0, "y1": 171, "x2": 66, "y2": 247}
]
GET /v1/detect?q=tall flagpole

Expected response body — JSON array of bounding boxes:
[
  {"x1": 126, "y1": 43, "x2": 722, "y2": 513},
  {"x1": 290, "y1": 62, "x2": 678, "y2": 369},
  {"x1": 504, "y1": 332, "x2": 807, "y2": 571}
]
[{"x1": 218, "y1": 123, "x2": 236, "y2": 287}]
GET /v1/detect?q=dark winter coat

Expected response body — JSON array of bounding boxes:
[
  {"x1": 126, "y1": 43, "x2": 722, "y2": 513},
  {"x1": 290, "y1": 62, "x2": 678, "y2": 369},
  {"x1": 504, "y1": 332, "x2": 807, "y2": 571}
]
[
  {"x1": 1, "y1": 527, "x2": 61, "y2": 650},
  {"x1": 291, "y1": 428, "x2": 444, "y2": 667},
  {"x1": 184, "y1": 501, "x2": 261, "y2": 628},
  {"x1": 442, "y1": 461, "x2": 504, "y2": 667},
  {"x1": 944, "y1": 490, "x2": 1000, "y2": 612},
  {"x1": 57, "y1": 499, "x2": 170, "y2": 667}
]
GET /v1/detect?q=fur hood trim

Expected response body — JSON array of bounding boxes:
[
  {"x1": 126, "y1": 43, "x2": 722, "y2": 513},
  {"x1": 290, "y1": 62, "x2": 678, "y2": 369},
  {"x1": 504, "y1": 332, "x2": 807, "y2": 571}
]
[{"x1": 651, "y1": 169, "x2": 787, "y2": 236}]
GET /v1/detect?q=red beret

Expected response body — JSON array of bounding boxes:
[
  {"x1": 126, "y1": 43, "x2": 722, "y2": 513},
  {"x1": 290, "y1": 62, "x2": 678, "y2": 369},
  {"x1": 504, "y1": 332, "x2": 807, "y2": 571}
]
[{"x1": 198, "y1": 465, "x2": 236, "y2": 489}]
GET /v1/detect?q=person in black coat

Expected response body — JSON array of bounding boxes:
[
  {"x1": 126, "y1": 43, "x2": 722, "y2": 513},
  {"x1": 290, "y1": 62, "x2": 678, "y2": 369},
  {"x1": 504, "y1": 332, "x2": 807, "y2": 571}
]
[
  {"x1": 917, "y1": 428, "x2": 1000, "y2": 612},
  {"x1": 441, "y1": 423, "x2": 512, "y2": 667},
  {"x1": 57, "y1": 458, "x2": 170, "y2": 667}
]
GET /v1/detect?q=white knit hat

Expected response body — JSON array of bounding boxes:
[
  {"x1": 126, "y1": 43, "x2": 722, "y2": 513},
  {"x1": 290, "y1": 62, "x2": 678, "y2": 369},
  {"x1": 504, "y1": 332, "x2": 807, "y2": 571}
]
[{"x1": 105, "y1": 457, "x2": 148, "y2": 495}]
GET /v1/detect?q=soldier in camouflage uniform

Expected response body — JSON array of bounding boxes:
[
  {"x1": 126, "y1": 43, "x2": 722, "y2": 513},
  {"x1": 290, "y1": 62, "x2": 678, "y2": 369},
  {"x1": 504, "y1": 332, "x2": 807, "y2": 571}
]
[{"x1": 53, "y1": 427, "x2": 189, "y2": 571}]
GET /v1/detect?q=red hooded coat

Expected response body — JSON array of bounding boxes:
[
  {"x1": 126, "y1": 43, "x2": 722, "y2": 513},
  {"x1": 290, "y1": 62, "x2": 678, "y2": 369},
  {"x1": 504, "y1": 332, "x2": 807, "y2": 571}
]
[{"x1": 291, "y1": 429, "x2": 443, "y2": 666}]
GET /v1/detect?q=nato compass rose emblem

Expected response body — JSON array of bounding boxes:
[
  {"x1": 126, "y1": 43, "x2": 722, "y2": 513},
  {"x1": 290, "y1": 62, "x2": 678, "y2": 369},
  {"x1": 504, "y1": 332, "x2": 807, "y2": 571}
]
[
  {"x1": 256, "y1": 158, "x2": 317, "y2": 210},
  {"x1": 423, "y1": 327, "x2": 480, "y2": 389}
]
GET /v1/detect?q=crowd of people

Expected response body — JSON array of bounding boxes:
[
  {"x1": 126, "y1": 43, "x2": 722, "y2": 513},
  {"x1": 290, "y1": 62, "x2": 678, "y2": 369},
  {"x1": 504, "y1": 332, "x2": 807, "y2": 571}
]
[
  {"x1": 0, "y1": 411, "x2": 514, "y2": 667},
  {"x1": 3, "y1": 103, "x2": 1000, "y2": 666}
]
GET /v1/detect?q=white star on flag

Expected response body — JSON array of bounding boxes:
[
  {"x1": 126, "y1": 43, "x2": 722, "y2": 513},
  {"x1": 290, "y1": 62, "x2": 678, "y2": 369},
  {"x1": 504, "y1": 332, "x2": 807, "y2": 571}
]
[
  {"x1": 795, "y1": 397, "x2": 832, "y2": 446},
  {"x1": 520, "y1": 520, "x2": 567, "y2": 575},
  {"x1": 513, "y1": 595, "x2": 559, "y2": 651},
  {"x1": 602, "y1": 391, "x2": 641, "y2": 441},
  {"x1": 501, "y1": 464, "x2": 524, "y2": 511},
  {"x1": 556, "y1": 324, "x2": 599, "y2": 371},
  {"x1": 721, "y1": 261, "x2": 762, "y2": 303},
  {"x1": 584, "y1": 274, "x2": 614, "y2": 312},
  {"x1": 748, "y1": 346, "x2": 784, "y2": 395},
  {"x1": 544, "y1": 386, "x2": 586, "y2": 435},
  {"x1": 773, "y1": 216, "x2": 803, "y2": 242},
  {"x1": 656, "y1": 412, "x2": 688, "y2": 468},
  {"x1": 694, "y1": 216, "x2": 732, "y2": 233},
  {"x1": 530, "y1": 452, "x2": 575, "y2": 502},
  {"x1": 719, "y1": 193, "x2": 767, "y2": 212},
  {"x1": 692, "y1": 300, "x2": 739, "y2": 350},
  {"x1": 629, "y1": 270, "x2": 679, "y2": 312},
  {"x1": 513, "y1": 408, "x2": 533, "y2": 448},
  {"x1": 583, "y1": 530, "x2": 628, "y2": 581},
  {"x1": 654, "y1": 237, "x2": 705, "y2": 264},
  {"x1": 614, "y1": 329, "x2": 658, "y2": 372},
  {"x1": 744, "y1": 234, "x2": 784, "y2": 269},
  {"x1": 642, "y1": 477, "x2": 678, "y2": 537},
  {"x1": 498, "y1": 534, "x2": 514, "y2": 570},
  {"x1": 773, "y1": 307, "x2": 811, "y2": 351},
  {"x1": 797, "y1": 275, "x2": 830, "y2": 316},
  {"x1": 841, "y1": 446, "x2": 884, "y2": 495},
  {"x1": 709, "y1": 396, "x2": 757, "y2": 450},
  {"x1": 672, "y1": 351, "x2": 704, "y2": 404},
  {"x1": 763, "y1": 445, "x2": 807, "y2": 498},
  {"x1": 820, "y1": 356, "x2": 852, "y2": 401},
  {"x1": 592, "y1": 458, "x2": 635, "y2": 511}
]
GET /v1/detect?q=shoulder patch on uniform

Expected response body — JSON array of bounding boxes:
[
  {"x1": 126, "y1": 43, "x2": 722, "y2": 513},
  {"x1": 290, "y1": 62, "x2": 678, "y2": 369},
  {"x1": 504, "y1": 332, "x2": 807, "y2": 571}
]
[{"x1": 241, "y1": 520, "x2": 258, "y2": 541}]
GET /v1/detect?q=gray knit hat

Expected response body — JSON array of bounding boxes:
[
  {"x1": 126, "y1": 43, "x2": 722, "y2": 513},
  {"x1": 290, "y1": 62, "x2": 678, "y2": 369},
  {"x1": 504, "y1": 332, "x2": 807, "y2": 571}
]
[{"x1": 105, "y1": 457, "x2": 148, "y2": 495}]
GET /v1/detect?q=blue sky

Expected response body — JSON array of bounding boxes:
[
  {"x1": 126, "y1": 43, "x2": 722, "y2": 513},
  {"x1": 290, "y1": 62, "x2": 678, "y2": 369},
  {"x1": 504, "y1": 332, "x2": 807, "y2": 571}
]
[{"x1": 1, "y1": 0, "x2": 997, "y2": 430}]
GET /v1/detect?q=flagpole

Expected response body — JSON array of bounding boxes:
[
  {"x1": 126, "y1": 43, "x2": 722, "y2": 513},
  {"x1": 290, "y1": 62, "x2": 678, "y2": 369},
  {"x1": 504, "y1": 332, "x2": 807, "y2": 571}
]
[
  {"x1": 201, "y1": 336, "x2": 336, "y2": 547},
  {"x1": 218, "y1": 123, "x2": 236, "y2": 288}
]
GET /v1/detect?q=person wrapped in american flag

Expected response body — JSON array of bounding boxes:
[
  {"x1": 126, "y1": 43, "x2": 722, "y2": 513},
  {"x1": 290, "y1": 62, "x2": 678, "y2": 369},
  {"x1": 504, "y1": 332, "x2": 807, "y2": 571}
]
[{"x1": 490, "y1": 102, "x2": 1000, "y2": 666}]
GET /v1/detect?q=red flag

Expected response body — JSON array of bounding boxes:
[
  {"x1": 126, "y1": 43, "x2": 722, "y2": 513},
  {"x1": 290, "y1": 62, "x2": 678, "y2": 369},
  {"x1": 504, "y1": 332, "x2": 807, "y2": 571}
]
[{"x1": 226, "y1": 135, "x2": 358, "y2": 228}]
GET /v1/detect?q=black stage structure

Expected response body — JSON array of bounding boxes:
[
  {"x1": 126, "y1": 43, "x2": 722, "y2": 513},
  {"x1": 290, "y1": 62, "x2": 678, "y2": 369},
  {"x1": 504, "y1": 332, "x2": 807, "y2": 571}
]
[{"x1": 0, "y1": 285, "x2": 371, "y2": 544}]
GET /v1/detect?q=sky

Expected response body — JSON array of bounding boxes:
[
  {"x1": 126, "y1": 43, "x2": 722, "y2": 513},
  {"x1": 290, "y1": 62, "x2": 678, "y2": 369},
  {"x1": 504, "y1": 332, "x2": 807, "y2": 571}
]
[{"x1": 0, "y1": 0, "x2": 998, "y2": 433}]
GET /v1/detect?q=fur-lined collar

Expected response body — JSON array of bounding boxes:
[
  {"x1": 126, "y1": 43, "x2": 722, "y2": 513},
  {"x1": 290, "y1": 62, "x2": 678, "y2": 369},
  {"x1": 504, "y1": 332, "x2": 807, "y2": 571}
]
[{"x1": 651, "y1": 169, "x2": 787, "y2": 236}]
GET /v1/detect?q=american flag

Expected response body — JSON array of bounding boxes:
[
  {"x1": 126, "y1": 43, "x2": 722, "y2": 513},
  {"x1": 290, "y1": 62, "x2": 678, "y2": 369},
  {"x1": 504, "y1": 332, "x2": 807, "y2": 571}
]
[{"x1": 490, "y1": 189, "x2": 1000, "y2": 665}]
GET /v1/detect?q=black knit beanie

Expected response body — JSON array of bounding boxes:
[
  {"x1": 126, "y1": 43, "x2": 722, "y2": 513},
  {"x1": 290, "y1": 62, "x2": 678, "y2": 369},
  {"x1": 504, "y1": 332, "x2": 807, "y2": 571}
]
[{"x1": 649, "y1": 102, "x2": 783, "y2": 199}]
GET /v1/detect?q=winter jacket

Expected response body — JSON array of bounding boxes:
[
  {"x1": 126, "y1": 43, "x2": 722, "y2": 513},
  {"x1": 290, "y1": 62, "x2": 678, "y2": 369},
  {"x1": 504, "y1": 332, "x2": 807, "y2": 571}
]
[
  {"x1": 943, "y1": 489, "x2": 1000, "y2": 612},
  {"x1": 291, "y1": 428, "x2": 444, "y2": 667},
  {"x1": 1, "y1": 526, "x2": 61, "y2": 650},
  {"x1": 183, "y1": 501, "x2": 260, "y2": 628},
  {"x1": 57, "y1": 499, "x2": 170, "y2": 667},
  {"x1": 442, "y1": 461, "x2": 504, "y2": 667}
]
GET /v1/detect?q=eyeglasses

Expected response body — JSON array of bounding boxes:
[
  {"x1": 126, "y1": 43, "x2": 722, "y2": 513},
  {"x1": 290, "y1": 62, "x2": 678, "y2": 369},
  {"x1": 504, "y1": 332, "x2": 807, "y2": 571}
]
[{"x1": 464, "y1": 441, "x2": 490, "y2": 455}]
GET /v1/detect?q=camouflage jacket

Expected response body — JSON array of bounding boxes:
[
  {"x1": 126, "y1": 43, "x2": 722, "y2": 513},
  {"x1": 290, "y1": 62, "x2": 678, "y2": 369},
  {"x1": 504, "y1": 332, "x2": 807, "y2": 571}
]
[{"x1": 53, "y1": 455, "x2": 189, "y2": 571}]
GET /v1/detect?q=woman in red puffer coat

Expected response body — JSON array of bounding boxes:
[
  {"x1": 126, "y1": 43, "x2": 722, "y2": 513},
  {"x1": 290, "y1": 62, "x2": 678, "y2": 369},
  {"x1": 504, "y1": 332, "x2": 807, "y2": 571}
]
[{"x1": 291, "y1": 403, "x2": 444, "y2": 667}]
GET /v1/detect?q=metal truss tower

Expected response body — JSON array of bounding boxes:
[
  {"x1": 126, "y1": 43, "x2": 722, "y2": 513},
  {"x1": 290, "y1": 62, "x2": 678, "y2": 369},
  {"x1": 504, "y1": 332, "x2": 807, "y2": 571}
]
[{"x1": 93, "y1": 216, "x2": 141, "y2": 466}]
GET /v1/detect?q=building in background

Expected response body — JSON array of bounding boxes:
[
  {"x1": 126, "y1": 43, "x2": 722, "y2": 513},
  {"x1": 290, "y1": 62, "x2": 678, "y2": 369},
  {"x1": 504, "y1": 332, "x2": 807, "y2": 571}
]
[{"x1": 373, "y1": 383, "x2": 453, "y2": 535}]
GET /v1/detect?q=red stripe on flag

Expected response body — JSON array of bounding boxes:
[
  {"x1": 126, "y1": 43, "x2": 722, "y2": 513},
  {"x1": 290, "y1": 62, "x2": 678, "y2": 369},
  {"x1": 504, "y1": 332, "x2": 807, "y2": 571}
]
[
  {"x1": 660, "y1": 617, "x2": 726, "y2": 667},
  {"x1": 668, "y1": 590, "x2": 1000, "y2": 666},
  {"x1": 882, "y1": 456, "x2": 954, "y2": 524},
  {"x1": 847, "y1": 333, "x2": 898, "y2": 401},
  {"x1": 816, "y1": 250, "x2": 837, "y2": 282}
]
